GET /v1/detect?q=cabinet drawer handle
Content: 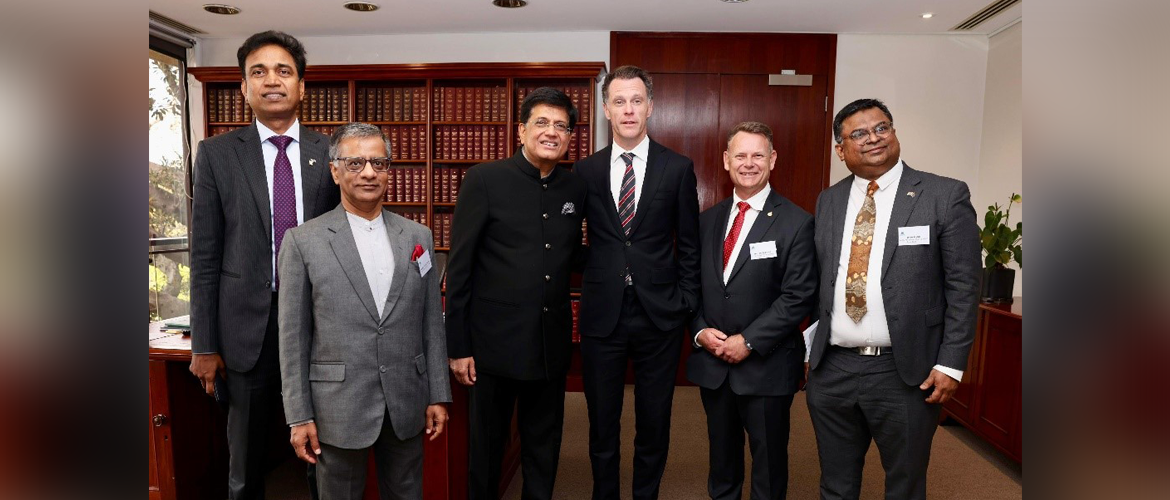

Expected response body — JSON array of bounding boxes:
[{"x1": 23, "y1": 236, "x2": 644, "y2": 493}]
[{"x1": 152, "y1": 414, "x2": 168, "y2": 427}]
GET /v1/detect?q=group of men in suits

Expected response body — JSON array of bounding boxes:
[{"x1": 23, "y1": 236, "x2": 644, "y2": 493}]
[
  {"x1": 191, "y1": 31, "x2": 449, "y2": 500},
  {"x1": 190, "y1": 28, "x2": 980, "y2": 500}
]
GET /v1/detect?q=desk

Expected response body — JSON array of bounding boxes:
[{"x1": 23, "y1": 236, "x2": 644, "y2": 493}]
[
  {"x1": 941, "y1": 298, "x2": 1023, "y2": 462},
  {"x1": 148, "y1": 323, "x2": 519, "y2": 500}
]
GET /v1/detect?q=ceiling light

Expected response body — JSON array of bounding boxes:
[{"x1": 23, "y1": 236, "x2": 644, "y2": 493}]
[
  {"x1": 202, "y1": 4, "x2": 240, "y2": 15},
  {"x1": 493, "y1": 0, "x2": 527, "y2": 7},
  {"x1": 921, "y1": 12, "x2": 934, "y2": 19},
  {"x1": 343, "y1": 1, "x2": 379, "y2": 11}
]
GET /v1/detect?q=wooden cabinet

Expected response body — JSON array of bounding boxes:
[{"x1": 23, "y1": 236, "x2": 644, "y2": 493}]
[
  {"x1": 941, "y1": 298, "x2": 1023, "y2": 462},
  {"x1": 190, "y1": 62, "x2": 605, "y2": 253}
]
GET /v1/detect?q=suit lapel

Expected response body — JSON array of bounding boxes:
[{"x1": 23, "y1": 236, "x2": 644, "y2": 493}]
[
  {"x1": 709, "y1": 198, "x2": 733, "y2": 288},
  {"x1": 727, "y1": 190, "x2": 781, "y2": 283},
  {"x1": 326, "y1": 208, "x2": 381, "y2": 324},
  {"x1": 625, "y1": 141, "x2": 666, "y2": 236},
  {"x1": 591, "y1": 145, "x2": 625, "y2": 235},
  {"x1": 299, "y1": 125, "x2": 328, "y2": 219},
  {"x1": 881, "y1": 165, "x2": 923, "y2": 278},
  {"x1": 828, "y1": 178, "x2": 851, "y2": 272},
  {"x1": 236, "y1": 125, "x2": 273, "y2": 243},
  {"x1": 378, "y1": 210, "x2": 412, "y2": 325}
]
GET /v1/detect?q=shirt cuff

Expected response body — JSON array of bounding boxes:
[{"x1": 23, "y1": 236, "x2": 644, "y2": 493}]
[
  {"x1": 289, "y1": 418, "x2": 315, "y2": 427},
  {"x1": 933, "y1": 364, "x2": 964, "y2": 382},
  {"x1": 802, "y1": 320, "x2": 819, "y2": 363},
  {"x1": 693, "y1": 329, "x2": 704, "y2": 349}
]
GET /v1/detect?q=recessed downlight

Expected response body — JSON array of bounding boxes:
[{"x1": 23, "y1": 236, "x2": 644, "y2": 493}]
[
  {"x1": 921, "y1": 12, "x2": 934, "y2": 19},
  {"x1": 203, "y1": 4, "x2": 240, "y2": 15},
  {"x1": 343, "y1": 1, "x2": 379, "y2": 11},
  {"x1": 492, "y1": 0, "x2": 527, "y2": 7}
]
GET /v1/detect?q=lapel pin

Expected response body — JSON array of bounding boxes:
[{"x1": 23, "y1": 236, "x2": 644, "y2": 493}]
[
  {"x1": 766, "y1": 211, "x2": 773, "y2": 217},
  {"x1": 309, "y1": 158, "x2": 317, "y2": 166},
  {"x1": 906, "y1": 191, "x2": 915, "y2": 197}
]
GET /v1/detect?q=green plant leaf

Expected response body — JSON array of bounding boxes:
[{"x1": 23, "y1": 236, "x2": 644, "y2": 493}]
[{"x1": 1011, "y1": 246, "x2": 1022, "y2": 267}]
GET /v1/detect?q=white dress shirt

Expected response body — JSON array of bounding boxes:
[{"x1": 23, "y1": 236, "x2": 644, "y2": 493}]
[
  {"x1": 608, "y1": 135, "x2": 651, "y2": 212},
  {"x1": 345, "y1": 211, "x2": 395, "y2": 319},
  {"x1": 256, "y1": 119, "x2": 306, "y2": 290},
  {"x1": 694, "y1": 185, "x2": 771, "y2": 348},
  {"x1": 807, "y1": 160, "x2": 962, "y2": 382}
]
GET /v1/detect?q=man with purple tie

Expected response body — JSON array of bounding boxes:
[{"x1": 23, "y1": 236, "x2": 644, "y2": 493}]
[{"x1": 190, "y1": 30, "x2": 339, "y2": 500}]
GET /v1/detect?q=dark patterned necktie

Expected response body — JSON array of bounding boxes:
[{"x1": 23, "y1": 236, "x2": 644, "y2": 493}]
[
  {"x1": 269, "y1": 135, "x2": 297, "y2": 287},
  {"x1": 723, "y1": 201, "x2": 751, "y2": 270},
  {"x1": 845, "y1": 181, "x2": 879, "y2": 322},
  {"x1": 618, "y1": 152, "x2": 636, "y2": 285}
]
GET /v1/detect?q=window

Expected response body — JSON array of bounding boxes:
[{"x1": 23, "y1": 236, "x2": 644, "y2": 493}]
[{"x1": 149, "y1": 40, "x2": 190, "y2": 321}]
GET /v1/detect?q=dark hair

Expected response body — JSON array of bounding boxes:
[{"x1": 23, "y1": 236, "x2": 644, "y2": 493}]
[
  {"x1": 726, "y1": 121, "x2": 774, "y2": 151},
  {"x1": 519, "y1": 87, "x2": 578, "y2": 131},
  {"x1": 329, "y1": 122, "x2": 392, "y2": 160},
  {"x1": 237, "y1": 30, "x2": 307, "y2": 80},
  {"x1": 833, "y1": 98, "x2": 893, "y2": 143},
  {"x1": 602, "y1": 65, "x2": 653, "y2": 102}
]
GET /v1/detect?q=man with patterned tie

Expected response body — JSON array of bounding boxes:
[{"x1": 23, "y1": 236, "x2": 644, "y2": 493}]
[
  {"x1": 573, "y1": 65, "x2": 701, "y2": 500},
  {"x1": 190, "y1": 30, "x2": 339, "y2": 500},
  {"x1": 687, "y1": 122, "x2": 816, "y2": 500},
  {"x1": 806, "y1": 99, "x2": 981, "y2": 500}
]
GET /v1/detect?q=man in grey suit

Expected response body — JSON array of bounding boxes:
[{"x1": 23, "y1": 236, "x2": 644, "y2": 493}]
[
  {"x1": 806, "y1": 98, "x2": 981, "y2": 500},
  {"x1": 279, "y1": 122, "x2": 451, "y2": 499},
  {"x1": 190, "y1": 30, "x2": 339, "y2": 499}
]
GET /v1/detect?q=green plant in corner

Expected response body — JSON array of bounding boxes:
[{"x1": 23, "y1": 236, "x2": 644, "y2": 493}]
[{"x1": 980, "y1": 193, "x2": 1022, "y2": 269}]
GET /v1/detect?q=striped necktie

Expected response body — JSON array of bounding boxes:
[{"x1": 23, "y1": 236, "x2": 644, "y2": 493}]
[{"x1": 618, "y1": 152, "x2": 636, "y2": 285}]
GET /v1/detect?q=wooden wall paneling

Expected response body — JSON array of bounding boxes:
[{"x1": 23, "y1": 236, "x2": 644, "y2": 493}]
[
  {"x1": 148, "y1": 361, "x2": 175, "y2": 500},
  {"x1": 642, "y1": 73, "x2": 722, "y2": 210}
]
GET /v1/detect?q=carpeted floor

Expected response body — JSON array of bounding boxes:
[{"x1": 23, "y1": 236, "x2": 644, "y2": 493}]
[{"x1": 501, "y1": 386, "x2": 1021, "y2": 499}]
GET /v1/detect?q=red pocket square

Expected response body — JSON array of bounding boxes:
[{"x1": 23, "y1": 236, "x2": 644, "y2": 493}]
[{"x1": 411, "y1": 244, "x2": 424, "y2": 261}]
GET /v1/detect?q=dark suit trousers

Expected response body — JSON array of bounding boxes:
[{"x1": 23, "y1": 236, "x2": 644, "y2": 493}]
[
  {"x1": 224, "y1": 293, "x2": 317, "y2": 500},
  {"x1": 468, "y1": 372, "x2": 566, "y2": 500},
  {"x1": 315, "y1": 409, "x2": 424, "y2": 500},
  {"x1": 700, "y1": 382, "x2": 794, "y2": 500},
  {"x1": 805, "y1": 346, "x2": 942, "y2": 500},
  {"x1": 581, "y1": 286, "x2": 684, "y2": 500}
]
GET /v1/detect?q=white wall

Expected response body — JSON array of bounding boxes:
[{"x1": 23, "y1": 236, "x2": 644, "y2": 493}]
[
  {"x1": 832, "y1": 34, "x2": 989, "y2": 188},
  {"x1": 975, "y1": 22, "x2": 1023, "y2": 294}
]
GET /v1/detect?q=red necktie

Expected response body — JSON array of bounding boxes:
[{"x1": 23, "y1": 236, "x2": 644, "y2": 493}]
[{"x1": 723, "y1": 201, "x2": 751, "y2": 270}]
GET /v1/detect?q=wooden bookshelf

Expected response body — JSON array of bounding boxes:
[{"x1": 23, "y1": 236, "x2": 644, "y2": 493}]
[{"x1": 192, "y1": 62, "x2": 605, "y2": 254}]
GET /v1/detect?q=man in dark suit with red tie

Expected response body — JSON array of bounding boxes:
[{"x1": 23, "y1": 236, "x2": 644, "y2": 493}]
[
  {"x1": 573, "y1": 65, "x2": 701, "y2": 500},
  {"x1": 687, "y1": 122, "x2": 817, "y2": 500},
  {"x1": 190, "y1": 31, "x2": 339, "y2": 500}
]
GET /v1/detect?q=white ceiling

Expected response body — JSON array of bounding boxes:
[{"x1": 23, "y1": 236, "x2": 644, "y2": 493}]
[{"x1": 151, "y1": 0, "x2": 1022, "y2": 39}]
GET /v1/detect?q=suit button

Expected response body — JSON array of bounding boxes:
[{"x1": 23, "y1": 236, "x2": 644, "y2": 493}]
[
  {"x1": 379, "y1": 365, "x2": 387, "y2": 373},
  {"x1": 625, "y1": 241, "x2": 631, "y2": 247},
  {"x1": 543, "y1": 213, "x2": 549, "y2": 219},
  {"x1": 377, "y1": 327, "x2": 385, "y2": 335},
  {"x1": 264, "y1": 280, "x2": 272, "y2": 288},
  {"x1": 544, "y1": 275, "x2": 551, "y2": 282},
  {"x1": 545, "y1": 243, "x2": 552, "y2": 250},
  {"x1": 724, "y1": 293, "x2": 731, "y2": 299},
  {"x1": 542, "y1": 307, "x2": 549, "y2": 313},
  {"x1": 542, "y1": 184, "x2": 549, "y2": 190}
]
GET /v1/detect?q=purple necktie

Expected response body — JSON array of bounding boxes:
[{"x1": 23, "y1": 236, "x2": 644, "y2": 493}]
[{"x1": 269, "y1": 135, "x2": 297, "y2": 287}]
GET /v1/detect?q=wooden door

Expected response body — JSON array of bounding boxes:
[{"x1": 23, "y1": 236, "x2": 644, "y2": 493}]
[{"x1": 717, "y1": 75, "x2": 829, "y2": 213}]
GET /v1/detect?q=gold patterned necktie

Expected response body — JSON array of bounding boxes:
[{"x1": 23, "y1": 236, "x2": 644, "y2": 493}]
[{"x1": 845, "y1": 180, "x2": 879, "y2": 323}]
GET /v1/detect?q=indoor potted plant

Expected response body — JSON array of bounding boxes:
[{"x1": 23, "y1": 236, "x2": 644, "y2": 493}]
[{"x1": 979, "y1": 193, "x2": 1022, "y2": 303}]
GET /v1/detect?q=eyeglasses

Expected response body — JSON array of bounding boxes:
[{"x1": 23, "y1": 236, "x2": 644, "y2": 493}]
[
  {"x1": 845, "y1": 122, "x2": 893, "y2": 143},
  {"x1": 333, "y1": 157, "x2": 392, "y2": 172},
  {"x1": 529, "y1": 118, "x2": 572, "y2": 134}
]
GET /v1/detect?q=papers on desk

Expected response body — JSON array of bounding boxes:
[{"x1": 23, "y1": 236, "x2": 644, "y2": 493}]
[{"x1": 162, "y1": 315, "x2": 190, "y2": 335}]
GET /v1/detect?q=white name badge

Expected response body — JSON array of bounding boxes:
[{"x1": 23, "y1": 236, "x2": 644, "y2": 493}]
[
  {"x1": 749, "y1": 241, "x2": 778, "y2": 260},
  {"x1": 898, "y1": 226, "x2": 930, "y2": 246},
  {"x1": 417, "y1": 250, "x2": 432, "y2": 277}
]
